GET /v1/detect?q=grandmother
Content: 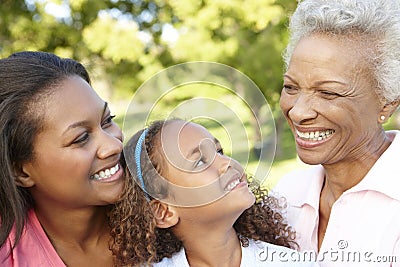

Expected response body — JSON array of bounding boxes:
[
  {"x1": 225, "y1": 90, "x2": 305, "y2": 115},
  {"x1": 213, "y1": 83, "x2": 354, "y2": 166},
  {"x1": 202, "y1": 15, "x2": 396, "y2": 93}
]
[{"x1": 275, "y1": 0, "x2": 400, "y2": 264}]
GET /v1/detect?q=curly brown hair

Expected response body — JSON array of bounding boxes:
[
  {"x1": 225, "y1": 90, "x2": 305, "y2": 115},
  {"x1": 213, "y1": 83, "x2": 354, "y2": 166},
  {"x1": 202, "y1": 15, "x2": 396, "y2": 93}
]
[{"x1": 108, "y1": 119, "x2": 296, "y2": 266}]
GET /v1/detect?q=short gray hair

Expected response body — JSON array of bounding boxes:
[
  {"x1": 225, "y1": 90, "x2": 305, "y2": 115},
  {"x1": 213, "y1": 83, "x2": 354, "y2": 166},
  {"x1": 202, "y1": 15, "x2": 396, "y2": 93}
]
[{"x1": 284, "y1": 0, "x2": 400, "y2": 102}]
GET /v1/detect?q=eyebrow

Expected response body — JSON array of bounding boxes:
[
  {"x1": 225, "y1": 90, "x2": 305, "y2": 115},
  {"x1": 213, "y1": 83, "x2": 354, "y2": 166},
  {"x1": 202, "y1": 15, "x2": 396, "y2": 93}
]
[
  {"x1": 62, "y1": 102, "x2": 108, "y2": 135},
  {"x1": 284, "y1": 74, "x2": 347, "y2": 86},
  {"x1": 312, "y1": 80, "x2": 347, "y2": 86},
  {"x1": 283, "y1": 74, "x2": 295, "y2": 82}
]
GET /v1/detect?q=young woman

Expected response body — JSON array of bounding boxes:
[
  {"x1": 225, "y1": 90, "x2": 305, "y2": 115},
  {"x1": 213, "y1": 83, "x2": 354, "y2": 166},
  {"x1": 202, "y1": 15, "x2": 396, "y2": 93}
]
[
  {"x1": 0, "y1": 51, "x2": 124, "y2": 266},
  {"x1": 109, "y1": 119, "x2": 318, "y2": 266}
]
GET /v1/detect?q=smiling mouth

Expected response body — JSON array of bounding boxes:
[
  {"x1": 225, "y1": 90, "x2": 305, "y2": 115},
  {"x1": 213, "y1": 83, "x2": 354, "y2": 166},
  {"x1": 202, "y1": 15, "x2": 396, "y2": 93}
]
[
  {"x1": 90, "y1": 163, "x2": 120, "y2": 180},
  {"x1": 225, "y1": 178, "x2": 241, "y2": 191},
  {"x1": 296, "y1": 129, "x2": 335, "y2": 141},
  {"x1": 224, "y1": 174, "x2": 246, "y2": 192}
]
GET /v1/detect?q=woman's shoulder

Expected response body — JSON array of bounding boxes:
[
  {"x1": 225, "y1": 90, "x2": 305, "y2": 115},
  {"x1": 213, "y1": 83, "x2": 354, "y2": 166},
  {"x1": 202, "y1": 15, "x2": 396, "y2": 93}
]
[
  {"x1": 271, "y1": 165, "x2": 324, "y2": 205},
  {"x1": 277, "y1": 164, "x2": 322, "y2": 185},
  {"x1": 0, "y1": 209, "x2": 65, "y2": 266}
]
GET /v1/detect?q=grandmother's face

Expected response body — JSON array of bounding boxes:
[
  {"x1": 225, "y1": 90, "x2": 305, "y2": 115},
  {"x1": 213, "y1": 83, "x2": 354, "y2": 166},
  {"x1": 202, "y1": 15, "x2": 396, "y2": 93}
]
[{"x1": 280, "y1": 34, "x2": 385, "y2": 165}]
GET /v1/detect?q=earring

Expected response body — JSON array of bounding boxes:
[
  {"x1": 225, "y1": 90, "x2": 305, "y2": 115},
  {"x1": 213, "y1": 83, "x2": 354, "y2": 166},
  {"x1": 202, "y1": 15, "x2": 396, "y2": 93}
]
[{"x1": 380, "y1": 115, "x2": 386, "y2": 121}]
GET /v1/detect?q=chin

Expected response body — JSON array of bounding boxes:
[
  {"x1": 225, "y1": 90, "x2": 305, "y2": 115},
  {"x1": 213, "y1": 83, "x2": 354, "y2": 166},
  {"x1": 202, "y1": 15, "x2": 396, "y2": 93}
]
[
  {"x1": 296, "y1": 151, "x2": 324, "y2": 165},
  {"x1": 101, "y1": 185, "x2": 125, "y2": 205},
  {"x1": 243, "y1": 191, "x2": 256, "y2": 209},
  {"x1": 298, "y1": 158, "x2": 319, "y2": 166},
  {"x1": 224, "y1": 190, "x2": 255, "y2": 213}
]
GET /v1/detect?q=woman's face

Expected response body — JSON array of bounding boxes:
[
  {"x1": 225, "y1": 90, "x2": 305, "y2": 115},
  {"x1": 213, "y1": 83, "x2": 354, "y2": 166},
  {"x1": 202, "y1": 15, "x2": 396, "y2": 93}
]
[
  {"x1": 280, "y1": 34, "x2": 384, "y2": 165},
  {"x1": 21, "y1": 76, "x2": 124, "y2": 208},
  {"x1": 159, "y1": 120, "x2": 255, "y2": 221}
]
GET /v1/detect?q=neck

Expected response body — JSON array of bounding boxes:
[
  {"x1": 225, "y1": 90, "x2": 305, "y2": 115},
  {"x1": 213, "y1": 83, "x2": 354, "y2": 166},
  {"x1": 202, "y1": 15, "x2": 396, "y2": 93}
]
[
  {"x1": 175, "y1": 222, "x2": 242, "y2": 267},
  {"x1": 34, "y1": 205, "x2": 110, "y2": 250},
  {"x1": 322, "y1": 131, "x2": 393, "y2": 201}
]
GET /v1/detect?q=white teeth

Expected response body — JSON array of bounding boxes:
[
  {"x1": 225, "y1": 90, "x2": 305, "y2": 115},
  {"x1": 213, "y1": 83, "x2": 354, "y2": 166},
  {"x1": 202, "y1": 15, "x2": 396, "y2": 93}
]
[
  {"x1": 91, "y1": 163, "x2": 119, "y2": 180},
  {"x1": 296, "y1": 129, "x2": 334, "y2": 141},
  {"x1": 225, "y1": 179, "x2": 240, "y2": 191}
]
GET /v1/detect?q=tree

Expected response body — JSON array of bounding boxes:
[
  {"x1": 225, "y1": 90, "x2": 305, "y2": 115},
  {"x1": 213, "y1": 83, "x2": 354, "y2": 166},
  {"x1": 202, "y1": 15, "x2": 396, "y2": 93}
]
[
  {"x1": 160, "y1": 0, "x2": 297, "y2": 159},
  {"x1": 0, "y1": 0, "x2": 298, "y2": 159}
]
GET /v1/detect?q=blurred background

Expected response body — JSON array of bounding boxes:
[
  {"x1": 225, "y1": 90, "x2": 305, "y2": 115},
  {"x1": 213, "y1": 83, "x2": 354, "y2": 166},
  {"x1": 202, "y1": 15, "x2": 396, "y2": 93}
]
[{"x1": 1, "y1": 0, "x2": 398, "y2": 188}]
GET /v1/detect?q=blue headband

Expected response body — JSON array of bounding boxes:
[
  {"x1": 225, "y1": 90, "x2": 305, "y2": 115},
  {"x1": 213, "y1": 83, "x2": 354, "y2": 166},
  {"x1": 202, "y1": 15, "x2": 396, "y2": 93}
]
[{"x1": 134, "y1": 129, "x2": 150, "y2": 201}]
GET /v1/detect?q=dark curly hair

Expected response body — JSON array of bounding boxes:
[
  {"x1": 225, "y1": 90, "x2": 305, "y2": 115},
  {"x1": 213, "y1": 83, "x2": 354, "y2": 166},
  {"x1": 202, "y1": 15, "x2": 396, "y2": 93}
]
[{"x1": 109, "y1": 119, "x2": 296, "y2": 266}]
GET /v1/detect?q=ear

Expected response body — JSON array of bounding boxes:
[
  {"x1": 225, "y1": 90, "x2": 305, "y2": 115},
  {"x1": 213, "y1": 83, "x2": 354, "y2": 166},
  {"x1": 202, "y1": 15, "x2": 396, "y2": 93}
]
[
  {"x1": 379, "y1": 99, "x2": 400, "y2": 123},
  {"x1": 14, "y1": 163, "x2": 35, "y2": 188},
  {"x1": 149, "y1": 200, "x2": 179, "y2": 228}
]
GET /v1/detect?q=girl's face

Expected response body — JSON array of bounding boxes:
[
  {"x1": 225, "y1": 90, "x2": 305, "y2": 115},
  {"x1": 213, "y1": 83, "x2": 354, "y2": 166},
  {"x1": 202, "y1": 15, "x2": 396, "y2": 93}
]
[
  {"x1": 21, "y1": 76, "x2": 124, "y2": 209},
  {"x1": 159, "y1": 120, "x2": 255, "y2": 222}
]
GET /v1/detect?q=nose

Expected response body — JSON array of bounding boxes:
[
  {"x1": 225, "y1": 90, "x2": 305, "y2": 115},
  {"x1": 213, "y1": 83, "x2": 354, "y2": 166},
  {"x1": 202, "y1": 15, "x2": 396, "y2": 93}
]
[
  {"x1": 97, "y1": 126, "x2": 123, "y2": 159},
  {"x1": 287, "y1": 93, "x2": 317, "y2": 124},
  {"x1": 216, "y1": 153, "x2": 231, "y2": 176}
]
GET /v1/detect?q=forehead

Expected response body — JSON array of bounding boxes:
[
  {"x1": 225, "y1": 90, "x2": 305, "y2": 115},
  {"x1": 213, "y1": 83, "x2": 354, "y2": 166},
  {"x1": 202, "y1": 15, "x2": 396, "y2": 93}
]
[
  {"x1": 288, "y1": 33, "x2": 371, "y2": 78},
  {"x1": 41, "y1": 76, "x2": 104, "y2": 129},
  {"x1": 160, "y1": 121, "x2": 214, "y2": 152},
  {"x1": 163, "y1": 120, "x2": 212, "y2": 142}
]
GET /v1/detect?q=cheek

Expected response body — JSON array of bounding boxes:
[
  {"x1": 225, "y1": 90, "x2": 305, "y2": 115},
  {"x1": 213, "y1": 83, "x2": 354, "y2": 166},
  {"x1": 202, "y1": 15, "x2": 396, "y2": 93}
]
[
  {"x1": 44, "y1": 151, "x2": 92, "y2": 177},
  {"x1": 109, "y1": 123, "x2": 123, "y2": 142},
  {"x1": 279, "y1": 93, "x2": 294, "y2": 116}
]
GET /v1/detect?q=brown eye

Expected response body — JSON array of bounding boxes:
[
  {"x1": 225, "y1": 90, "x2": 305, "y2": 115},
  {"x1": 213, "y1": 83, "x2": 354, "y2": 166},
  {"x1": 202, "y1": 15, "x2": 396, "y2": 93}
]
[
  {"x1": 319, "y1": 90, "x2": 342, "y2": 99},
  {"x1": 101, "y1": 115, "x2": 115, "y2": 127},
  {"x1": 195, "y1": 158, "x2": 206, "y2": 168},
  {"x1": 72, "y1": 133, "x2": 89, "y2": 144},
  {"x1": 283, "y1": 85, "x2": 298, "y2": 95}
]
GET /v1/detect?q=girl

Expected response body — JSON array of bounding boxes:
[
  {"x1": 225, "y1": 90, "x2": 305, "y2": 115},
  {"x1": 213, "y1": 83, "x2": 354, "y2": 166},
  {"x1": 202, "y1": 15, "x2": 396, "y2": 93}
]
[{"x1": 110, "y1": 119, "x2": 317, "y2": 266}]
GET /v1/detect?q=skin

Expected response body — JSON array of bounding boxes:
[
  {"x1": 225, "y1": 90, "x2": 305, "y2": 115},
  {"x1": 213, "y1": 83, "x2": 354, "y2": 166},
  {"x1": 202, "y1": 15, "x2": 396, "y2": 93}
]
[
  {"x1": 152, "y1": 120, "x2": 255, "y2": 267},
  {"x1": 17, "y1": 75, "x2": 124, "y2": 266},
  {"x1": 280, "y1": 33, "x2": 400, "y2": 250}
]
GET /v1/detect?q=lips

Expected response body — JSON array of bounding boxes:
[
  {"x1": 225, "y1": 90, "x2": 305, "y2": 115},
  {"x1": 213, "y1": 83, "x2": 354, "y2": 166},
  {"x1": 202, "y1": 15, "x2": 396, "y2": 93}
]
[
  {"x1": 90, "y1": 163, "x2": 120, "y2": 180},
  {"x1": 223, "y1": 172, "x2": 247, "y2": 192},
  {"x1": 225, "y1": 178, "x2": 241, "y2": 191}
]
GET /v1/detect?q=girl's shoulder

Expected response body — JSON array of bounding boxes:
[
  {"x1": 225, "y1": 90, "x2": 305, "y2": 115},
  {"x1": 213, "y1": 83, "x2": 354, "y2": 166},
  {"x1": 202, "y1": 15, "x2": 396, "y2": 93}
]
[
  {"x1": 151, "y1": 240, "x2": 319, "y2": 267},
  {"x1": 151, "y1": 248, "x2": 189, "y2": 267},
  {"x1": 245, "y1": 239, "x2": 319, "y2": 267}
]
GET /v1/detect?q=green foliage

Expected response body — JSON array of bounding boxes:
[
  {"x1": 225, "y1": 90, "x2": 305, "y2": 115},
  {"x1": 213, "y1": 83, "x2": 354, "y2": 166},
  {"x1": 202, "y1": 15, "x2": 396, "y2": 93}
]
[
  {"x1": 83, "y1": 15, "x2": 143, "y2": 63},
  {"x1": 0, "y1": 0, "x2": 295, "y2": 96},
  {"x1": 0, "y1": 0, "x2": 300, "y2": 162}
]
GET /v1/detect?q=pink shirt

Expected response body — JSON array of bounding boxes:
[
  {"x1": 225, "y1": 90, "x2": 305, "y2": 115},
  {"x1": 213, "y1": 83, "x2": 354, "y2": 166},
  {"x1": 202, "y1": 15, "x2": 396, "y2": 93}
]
[
  {"x1": 0, "y1": 209, "x2": 66, "y2": 267},
  {"x1": 274, "y1": 131, "x2": 400, "y2": 266}
]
